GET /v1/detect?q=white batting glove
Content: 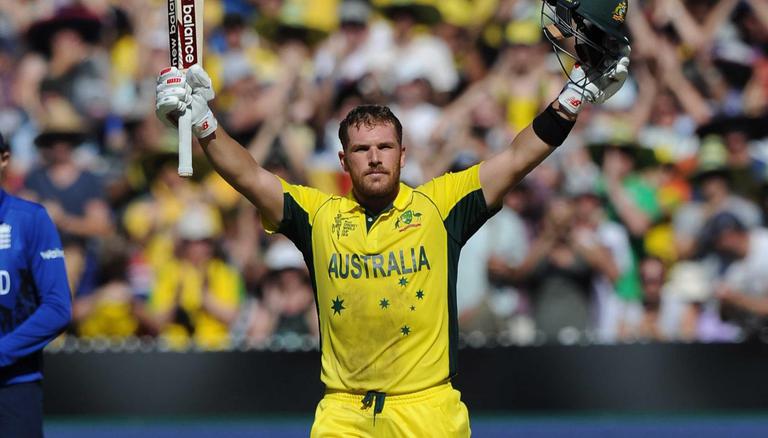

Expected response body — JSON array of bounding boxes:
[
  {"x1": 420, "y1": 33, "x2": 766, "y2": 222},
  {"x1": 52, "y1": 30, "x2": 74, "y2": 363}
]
[
  {"x1": 558, "y1": 56, "x2": 630, "y2": 115},
  {"x1": 155, "y1": 65, "x2": 218, "y2": 138},
  {"x1": 155, "y1": 66, "x2": 190, "y2": 128},
  {"x1": 185, "y1": 64, "x2": 218, "y2": 139}
]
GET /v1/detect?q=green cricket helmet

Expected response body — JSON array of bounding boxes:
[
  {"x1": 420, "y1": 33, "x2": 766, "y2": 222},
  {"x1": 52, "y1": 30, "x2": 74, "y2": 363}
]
[{"x1": 541, "y1": 0, "x2": 630, "y2": 74}]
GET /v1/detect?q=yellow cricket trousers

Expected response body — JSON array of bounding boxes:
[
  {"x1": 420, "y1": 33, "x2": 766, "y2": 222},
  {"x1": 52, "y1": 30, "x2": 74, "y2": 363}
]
[{"x1": 310, "y1": 382, "x2": 470, "y2": 437}]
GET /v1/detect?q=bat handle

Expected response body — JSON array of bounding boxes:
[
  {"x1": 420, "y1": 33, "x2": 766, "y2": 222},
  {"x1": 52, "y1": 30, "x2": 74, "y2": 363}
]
[{"x1": 178, "y1": 110, "x2": 193, "y2": 177}]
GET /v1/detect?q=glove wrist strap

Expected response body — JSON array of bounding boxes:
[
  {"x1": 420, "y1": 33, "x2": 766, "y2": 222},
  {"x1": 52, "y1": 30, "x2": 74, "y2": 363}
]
[
  {"x1": 193, "y1": 109, "x2": 218, "y2": 139},
  {"x1": 532, "y1": 103, "x2": 576, "y2": 147}
]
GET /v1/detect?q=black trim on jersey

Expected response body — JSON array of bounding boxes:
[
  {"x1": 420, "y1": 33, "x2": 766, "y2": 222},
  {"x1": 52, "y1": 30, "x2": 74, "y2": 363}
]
[
  {"x1": 364, "y1": 204, "x2": 393, "y2": 232},
  {"x1": 445, "y1": 237, "x2": 462, "y2": 377},
  {"x1": 442, "y1": 189, "x2": 501, "y2": 377},
  {"x1": 443, "y1": 190, "x2": 501, "y2": 246},
  {"x1": 277, "y1": 193, "x2": 321, "y2": 348}
]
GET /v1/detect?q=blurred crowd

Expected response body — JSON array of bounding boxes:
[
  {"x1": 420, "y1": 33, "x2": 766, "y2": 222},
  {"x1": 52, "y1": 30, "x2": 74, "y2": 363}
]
[{"x1": 3, "y1": 0, "x2": 768, "y2": 350}]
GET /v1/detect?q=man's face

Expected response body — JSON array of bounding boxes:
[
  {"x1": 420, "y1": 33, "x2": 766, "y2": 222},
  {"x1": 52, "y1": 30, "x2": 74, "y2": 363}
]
[
  {"x1": 574, "y1": 194, "x2": 602, "y2": 225},
  {"x1": 603, "y1": 147, "x2": 634, "y2": 177},
  {"x1": 339, "y1": 123, "x2": 404, "y2": 201},
  {"x1": 341, "y1": 22, "x2": 368, "y2": 48},
  {"x1": 701, "y1": 175, "x2": 729, "y2": 201},
  {"x1": 715, "y1": 229, "x2": 747, "y2": 259},
  {"x1": 640, "y1": 258, "x2": 665, "y2": 304},
  {"x1": 182, "y1": 238, "x2": 215, "y2": 266},
  {"x1": 0, "y1": 151, "x2": 8, "y2": 180},
  {"x1": 41, "y1": 140, "x2": 74, "y2": 165}
]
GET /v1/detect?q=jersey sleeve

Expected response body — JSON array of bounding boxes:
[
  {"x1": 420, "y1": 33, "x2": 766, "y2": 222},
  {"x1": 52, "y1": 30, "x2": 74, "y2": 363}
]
[
  {"x1": 416, "y1": 164, "x2": 500, "y2": 246},
  {"x1": 0, "y1": 207, "x2": 71, "y2": 367},
  {"x1": 261, "y1": 178, "x2": 332, "y2": 256}
]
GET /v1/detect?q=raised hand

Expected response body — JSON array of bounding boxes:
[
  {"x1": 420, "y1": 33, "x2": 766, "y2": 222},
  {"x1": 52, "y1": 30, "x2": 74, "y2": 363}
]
[
  {"x1": 185, "y1": 64, "x2": 218, "y2": 139},
  {"x1": 155, "y1": 66, "x2": 190, "y2": 128},
  {"x1": 155, "y1": 65, "x2": 218, "y2": 139},
  {"x1": 558, "y1": 55, "x2": 631, "y2": 115}
]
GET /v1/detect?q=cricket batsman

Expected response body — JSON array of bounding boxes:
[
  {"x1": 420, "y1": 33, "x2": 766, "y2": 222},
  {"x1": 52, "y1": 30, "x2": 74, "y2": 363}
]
[
  {"x1": 156, "y1": 1, "x2": 631, "y2": 435},
  {"x1": 0, "y1": 132, "x2": 71, "y2": 438}
]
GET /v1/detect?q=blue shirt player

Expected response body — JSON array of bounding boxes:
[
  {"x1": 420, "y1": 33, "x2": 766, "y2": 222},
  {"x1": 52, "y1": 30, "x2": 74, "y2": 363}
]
[{"x1": 0, "y1": 133, "x2": 71, "y2": 438}]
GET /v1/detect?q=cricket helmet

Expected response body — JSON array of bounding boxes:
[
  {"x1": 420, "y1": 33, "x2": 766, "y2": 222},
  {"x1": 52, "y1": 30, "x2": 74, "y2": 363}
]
[{"x1": 541, "y1": 0, "x2": 630, "y2": 74}]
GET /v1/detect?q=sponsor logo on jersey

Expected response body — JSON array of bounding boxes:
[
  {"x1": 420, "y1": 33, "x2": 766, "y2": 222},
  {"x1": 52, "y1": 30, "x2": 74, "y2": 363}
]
[
  {"x1": 40, "y1": 248, "x2": 65, "y2": 260},
  {"x1": 394, "y1": 210, "x2": 422, "y2": 232},
  {"x1": 0, "y1": 223, "x2": 10, "y2": 249},
  {"x1": 328, "y1": 246, "x2": 431, "y2": 279},
  {"x1": 613, "y1": 1, "x2": 627, "y2": 23}
]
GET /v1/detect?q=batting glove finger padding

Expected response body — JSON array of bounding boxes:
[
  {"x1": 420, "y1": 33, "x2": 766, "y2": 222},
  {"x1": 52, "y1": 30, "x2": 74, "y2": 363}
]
[
  {"x1": 557, "y1": 55, "x2": 631, "y2": 115},
  {"x1": 185, "y1": 64, "x2": 218, "y2": 138},
  {"x1": 155, "y1": 66, "x2": 191, "y2": 127},
  {"x1": 186, "y1": 64, "x2": 215, "y2": 101},
  {"x1": 591, "y1": 56, "x2": 630, "y2": 104}
]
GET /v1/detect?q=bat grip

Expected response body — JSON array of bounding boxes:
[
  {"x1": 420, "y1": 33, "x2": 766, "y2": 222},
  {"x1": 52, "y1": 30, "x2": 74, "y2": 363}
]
[{"x1": 178, "y1": 111, "x2": 193, "y2": 177}]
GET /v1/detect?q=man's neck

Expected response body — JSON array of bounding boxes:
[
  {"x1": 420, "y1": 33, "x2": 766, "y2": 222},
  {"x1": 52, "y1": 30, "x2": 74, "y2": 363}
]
[{"x1": 354, "y1": 186, "x2": 399, "y2": 215}]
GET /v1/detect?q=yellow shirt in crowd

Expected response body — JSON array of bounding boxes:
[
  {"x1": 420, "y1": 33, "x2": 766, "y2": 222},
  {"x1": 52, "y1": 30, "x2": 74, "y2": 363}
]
[{"x1": 151, "y1": 258, "x2": 243, "y2": 350}]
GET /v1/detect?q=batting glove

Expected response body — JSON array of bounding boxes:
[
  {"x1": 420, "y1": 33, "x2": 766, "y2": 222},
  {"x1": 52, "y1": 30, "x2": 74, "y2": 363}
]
[
  {"x1": 558, "y1": 56, "x2": 630, "y2": 115},
  {"x1": 155, "y1": 65, "x2": 218, "y2": 139},
  {"x1": 185, "y1": 64, "x2": 218, "y2": 139},
  {"x1": 155, "y1": 66, "x2": 190, "y2": 128}
]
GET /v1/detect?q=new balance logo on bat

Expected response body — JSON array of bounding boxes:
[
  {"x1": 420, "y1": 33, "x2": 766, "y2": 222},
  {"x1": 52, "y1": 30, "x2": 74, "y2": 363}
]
[
  {"x1": 167, "y1": 0, "x2": 179, "y2": 67},
  {"x1": 180, "y1": 0, "x2": 198, "y2": 66}
]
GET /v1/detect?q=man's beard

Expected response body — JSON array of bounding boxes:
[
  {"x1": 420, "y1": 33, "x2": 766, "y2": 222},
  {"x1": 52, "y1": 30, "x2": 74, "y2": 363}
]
[{"x1": 352, "y1": 165, "x2": 401, "y2": 200}]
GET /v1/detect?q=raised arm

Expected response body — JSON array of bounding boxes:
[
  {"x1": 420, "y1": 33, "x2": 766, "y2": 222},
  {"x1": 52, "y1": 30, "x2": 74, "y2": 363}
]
[
  {"x1": 480, "y1": 58, "x2": 630, "y2": 207},
  {"x1": 199, "y1": 129, "x2": 284, "y2": 226},
  {"x1": 479, "y1": 104, "x2": 569, "y2": 207},
  {"x1": 156, "y1": 65, "x2": 284, "y2": 226}
]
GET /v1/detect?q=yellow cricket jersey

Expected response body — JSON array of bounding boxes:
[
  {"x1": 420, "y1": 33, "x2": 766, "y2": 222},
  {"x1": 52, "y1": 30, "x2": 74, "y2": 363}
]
[
  {"x1": 150, "y1": 258, "x2": 243, "y2": 350},
  {"x1": 263, "y1": 164, "x2": 498, "y2": 394}
]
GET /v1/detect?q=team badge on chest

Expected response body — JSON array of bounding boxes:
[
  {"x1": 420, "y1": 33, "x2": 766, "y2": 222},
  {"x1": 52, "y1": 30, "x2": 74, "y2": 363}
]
[{"x1": 394, "y1": 210, "x2": 423, "y2": 232}]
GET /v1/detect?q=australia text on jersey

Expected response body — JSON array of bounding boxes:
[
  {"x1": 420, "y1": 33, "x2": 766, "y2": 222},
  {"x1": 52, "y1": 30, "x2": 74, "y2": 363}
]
[{"x1": 327, "y1": 246, "x2": 431, "y2": 279}]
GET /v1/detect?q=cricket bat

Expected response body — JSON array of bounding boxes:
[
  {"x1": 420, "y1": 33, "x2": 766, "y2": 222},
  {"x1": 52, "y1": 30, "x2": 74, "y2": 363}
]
[{"x1": 168, "y1": 0, "x2": 203, "y2": 177}]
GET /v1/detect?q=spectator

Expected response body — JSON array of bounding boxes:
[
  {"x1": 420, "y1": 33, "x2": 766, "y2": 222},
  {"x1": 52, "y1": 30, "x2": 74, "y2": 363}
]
[
  {"x1": 491, "y1": 19, "x2": 560, "y2": 135},
  {"x1": 71, "y1": 237, "x2": 139, "y2": 339},
  {"x1": 633, "y1": 257, "x2": 669, "y2": 341},
  {"x1": 591, "y1": 140, "x2": 660, "y2": 248},
  {"x1": 457, "y1": 187, "x2": 531, "y2": 341},
  {"x1": 314, "y1": 0, "x2": 387, "y2": 85},
  {"x1": 375, "y1": 1, "x2": 458, "y2": 99},
  {"x1": 633, "y1": 258, "x2": 710, "y2": 342},
  {"x1": 516, "y1": 196, "x2": 617, "y2": 344},
  {"x1": 242, "y1": 238, "x2": 318, "y2": 346},
  {"x1": 674, "y1": 135, "x2": 762, "y2": 259},
  {"x1": 26, "y1": 5, "x2": 109, "y2": 121},
  {"x1": 722, "y1": 119, "x2": 767, "y2": 202},
  {"x1": 567, "y1": 190, "x2": 637, "y2": 344},
  {"x1": 21, "y1": 97, "x2": 112, "y2": 298},
  {"x1": 590, "y1": 139, "x2": 660, "y2": 306},
  {"x1": 710, "y1": 212, "x2": 768, "y2": 341},
  {"x1": 144, "y1": 204, "x2": 243, "y2": 350}
]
